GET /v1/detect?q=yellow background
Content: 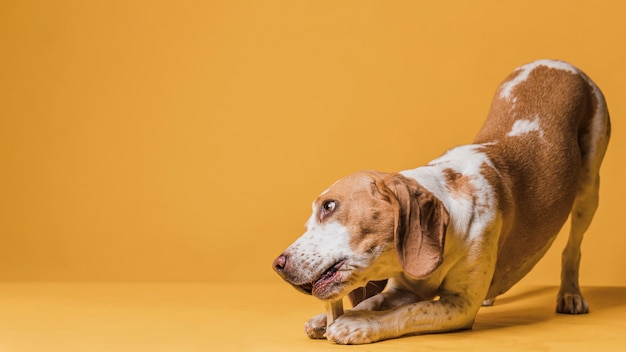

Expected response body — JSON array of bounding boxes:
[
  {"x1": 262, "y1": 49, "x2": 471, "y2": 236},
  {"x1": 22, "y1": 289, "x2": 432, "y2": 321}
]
[{"x1": 1, "y1": 0, "x2": 625, "y2": 287}]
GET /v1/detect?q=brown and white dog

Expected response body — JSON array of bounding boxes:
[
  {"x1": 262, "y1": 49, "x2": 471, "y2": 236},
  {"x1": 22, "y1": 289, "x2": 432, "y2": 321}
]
[{"x1": 272, "y1": 60, "x2": 611, "y2": 344}]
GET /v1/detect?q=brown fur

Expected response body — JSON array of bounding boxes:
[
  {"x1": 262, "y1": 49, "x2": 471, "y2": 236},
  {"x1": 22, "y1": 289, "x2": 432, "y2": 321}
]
[
  {"x1": 314, "y1": 171, "x2": 396, "y2": 256},
  {"x1": 377, "y1": 174, "x2": 450, "y2": 279},
  {"x1": 475, "y1": 65, "x2": 605, "y2": 297}
]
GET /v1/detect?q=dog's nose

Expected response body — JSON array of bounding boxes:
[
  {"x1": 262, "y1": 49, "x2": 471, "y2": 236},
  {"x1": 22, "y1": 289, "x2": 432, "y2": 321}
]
[{"x1": 273, "y1": 254, "x2": 287, "y2": 275}]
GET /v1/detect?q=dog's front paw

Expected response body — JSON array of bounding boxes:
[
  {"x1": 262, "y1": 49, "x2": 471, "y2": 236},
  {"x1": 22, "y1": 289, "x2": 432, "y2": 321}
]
[
  {"x1": 325, "y1": 310, "x2": 384, "y2": 345},
  {"x1": 556, "y1": 292, "x2": 589, "y2": 314},
  {"x1": 304, "y1": 313, "x2": 327, "y2": 339}
]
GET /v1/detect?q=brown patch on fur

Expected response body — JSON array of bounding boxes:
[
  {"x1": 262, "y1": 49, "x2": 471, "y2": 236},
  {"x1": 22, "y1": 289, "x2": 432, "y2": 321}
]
[{"x1": 442, "y1": 168, "x2": 475, "y2": 199}]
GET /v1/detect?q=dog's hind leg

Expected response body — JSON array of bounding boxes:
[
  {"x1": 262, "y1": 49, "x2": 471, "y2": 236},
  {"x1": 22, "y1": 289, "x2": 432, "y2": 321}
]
[
  {"x1": 557, "y1": 178, "x2": 596, "y2": 314},
  {"x1": 557, "y1": 90, "x2": 610, "y2": 314}
]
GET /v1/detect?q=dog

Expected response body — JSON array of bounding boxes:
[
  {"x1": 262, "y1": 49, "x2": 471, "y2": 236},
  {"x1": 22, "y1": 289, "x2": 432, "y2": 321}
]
[{"x1": 272, "y1": 60, "x2": 610, "y2": 344}]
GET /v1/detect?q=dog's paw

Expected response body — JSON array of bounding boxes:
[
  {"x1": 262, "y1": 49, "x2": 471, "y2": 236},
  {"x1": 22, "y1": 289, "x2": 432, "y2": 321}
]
[
  {"x1": 556, "y1": 292, "x2": 589, "y2": 314},
  {"x1": 325, "y1": 310, "x2": 384, "y2": 345},
  {"x1": 304, "y1": 313, "x2": 327, "y2": 339}
]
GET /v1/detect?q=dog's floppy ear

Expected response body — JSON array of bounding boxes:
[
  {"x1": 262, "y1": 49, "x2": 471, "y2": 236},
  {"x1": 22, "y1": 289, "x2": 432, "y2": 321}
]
[{"x1": 376, "y1": 174, "x2": 449, "y2": 279}]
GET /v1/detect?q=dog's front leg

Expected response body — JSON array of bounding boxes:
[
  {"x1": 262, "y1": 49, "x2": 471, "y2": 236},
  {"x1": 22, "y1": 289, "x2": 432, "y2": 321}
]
[
  {"x1": 351, "y1": 285, "x2": 423, "y2": 311},
  {"x1": 304, "y1": 285, "x2": 416, "y2": 339},
  {"x1": 325, "y1": 294, "x2": 480, "y2": 344},
  {"x1": 326, "y1": 242, "x2": 498, "y2": 345}
]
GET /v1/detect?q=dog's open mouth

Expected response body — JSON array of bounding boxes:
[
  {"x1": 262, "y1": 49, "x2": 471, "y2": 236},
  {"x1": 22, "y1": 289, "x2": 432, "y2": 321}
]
[{"x1": 299, "y1": 259, "x2": 346, "y2": 296}]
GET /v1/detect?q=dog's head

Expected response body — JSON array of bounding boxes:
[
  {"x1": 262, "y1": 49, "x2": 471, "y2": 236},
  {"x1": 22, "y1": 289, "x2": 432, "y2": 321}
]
[{"x1": 273, "y1": 170, "x2": 449, "y2": 300}]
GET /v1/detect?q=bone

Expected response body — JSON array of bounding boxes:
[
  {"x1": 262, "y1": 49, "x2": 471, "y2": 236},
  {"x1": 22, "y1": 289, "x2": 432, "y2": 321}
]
[{"x1": 325, "y1": 299, "x2": 344, "y2": 326}]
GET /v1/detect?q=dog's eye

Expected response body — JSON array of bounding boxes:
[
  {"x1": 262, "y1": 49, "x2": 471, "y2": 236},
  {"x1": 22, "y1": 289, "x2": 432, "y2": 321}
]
[{"x1": 322, "y1": 200, "x2": 337, "y2": 216}]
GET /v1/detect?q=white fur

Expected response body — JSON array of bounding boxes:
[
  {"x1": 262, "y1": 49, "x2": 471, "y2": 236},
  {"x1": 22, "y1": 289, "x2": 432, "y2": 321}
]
[
  {"x1": 508, "y1": 116, "x2": 545, "y2": 138},
  {"x1": 286, "y1": 216, "x2": 355, "y2": 284},
  {"x1": 286, "y1": 209, "x2": 390, "y2": 291},
  {"x1": 401, "y1": 144, "x2": 498, "y2": 239},
  {"x1": 499, "y1": 60, "x2": 578, "y2": 100}
]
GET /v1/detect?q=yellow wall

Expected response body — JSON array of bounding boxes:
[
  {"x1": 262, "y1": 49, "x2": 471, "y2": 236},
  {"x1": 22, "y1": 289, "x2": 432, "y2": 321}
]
[{"x1": 1, "y1": 0, "x2": 625, "y2": 285}]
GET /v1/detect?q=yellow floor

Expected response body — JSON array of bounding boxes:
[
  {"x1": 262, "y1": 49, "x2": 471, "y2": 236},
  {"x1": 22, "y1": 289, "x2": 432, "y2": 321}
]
[{"x1": 0, "y1": 283, "x2": 624, "y2": 351}]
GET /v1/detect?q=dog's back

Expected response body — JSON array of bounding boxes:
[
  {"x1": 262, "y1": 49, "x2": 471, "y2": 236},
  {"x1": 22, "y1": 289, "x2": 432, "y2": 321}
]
[{"x1": 473, "y1": 60, "x2": 611, "y2": 299}]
